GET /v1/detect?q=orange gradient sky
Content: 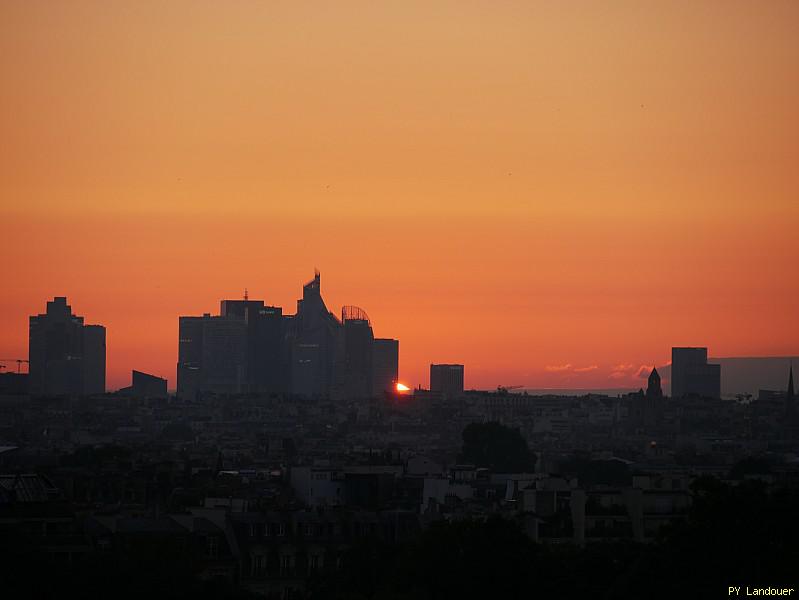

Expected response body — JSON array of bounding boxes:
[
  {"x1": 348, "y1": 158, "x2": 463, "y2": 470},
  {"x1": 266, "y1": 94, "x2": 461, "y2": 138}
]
[{"x1": 1, "y1": 1, "x2": 797, "y2": 391}]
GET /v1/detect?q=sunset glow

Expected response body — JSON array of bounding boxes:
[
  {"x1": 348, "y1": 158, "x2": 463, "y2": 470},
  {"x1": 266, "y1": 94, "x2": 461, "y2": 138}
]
[{"x1": 1, "y1": 1, "x2": 797, "y2": 391}]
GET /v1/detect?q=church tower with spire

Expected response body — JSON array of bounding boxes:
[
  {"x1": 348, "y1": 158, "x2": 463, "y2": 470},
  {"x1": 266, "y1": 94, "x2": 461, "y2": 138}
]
[{"x1": 646, "y1": 366, "x2": 663, "y2": 399}]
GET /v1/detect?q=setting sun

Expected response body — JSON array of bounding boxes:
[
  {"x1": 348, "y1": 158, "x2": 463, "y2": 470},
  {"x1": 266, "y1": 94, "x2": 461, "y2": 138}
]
[{"x1": 395, "y1": 383, "x2": 410, "y2": 392}]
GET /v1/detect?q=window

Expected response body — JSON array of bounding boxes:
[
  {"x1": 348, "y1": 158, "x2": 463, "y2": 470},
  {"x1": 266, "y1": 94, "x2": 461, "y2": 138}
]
[
  {"x1": 249, "y1": 524, "x2": 256, "y2": 538},
  {"x1": 251, "y1": 554, "x2": 265, "y2": 577},
  {"x1": 280, "y1": 554, "x2": 291, "y2": 576},
  {"x1": 206, "y1": 536, "x2": 219, "y2": 558},
  {"x1": 309, "y1": 555, "x2": 320, "y2": 573},
  {"x1": 277, "y1": 523, "x2": 286, "y2": 536}
]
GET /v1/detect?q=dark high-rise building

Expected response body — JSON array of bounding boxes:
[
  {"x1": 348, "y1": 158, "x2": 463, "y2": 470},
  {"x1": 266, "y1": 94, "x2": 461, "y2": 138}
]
[
  {"x1": 671, "y1": 347, "x2": 721, "y2": 399},
  {"x1": 178, "y1": 303, "x2": 284, "y2": 397},
  {"x1": 342, "y1": 306, "x2": 374, "y2": 399},
  {"x1": 289, "y1": 272, "x2": 344, "y2": 398},
  {"x1": 373, "y1": 338, "x2": 399, "y2": 396},
  {"x1": 200, "y1": 316, "x2": 248, "y2": 393},
  {"x1": 252, "y1": 305, "x2": 286, "y2": 394},
  {"x1": 82, "y1": 325, "x2": 106, "y2": 395},
  {"x1": 220, "y1": 298, "x2": 286, "y2": 394},
  {"x1": 430, "y1": 363, "x2": 464, "y2": 397},
  {"x1": 28, "y1": 297, "x2": 106, "y2": 395},
  {"x1": 177, "y1": 315, "x2": 207, "y2": 399},
  {"x1": 177, "y1": 312, "x2": 248, "y2": 395}
]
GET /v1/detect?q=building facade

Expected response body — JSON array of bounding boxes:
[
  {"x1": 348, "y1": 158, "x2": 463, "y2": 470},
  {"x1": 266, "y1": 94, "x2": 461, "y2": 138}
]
[
  {"x1": 430, "y1": 364, "x2": 464, "y2": 397},
  {"x1": 373, "y1": 338, "x2": 399, "y2": 396},
  {"x1": 28, "y1": 297, "x2": 106, "y2": 396},
  {"x1": 671, "y1": 347, "x2": 721, "y2": 399}
]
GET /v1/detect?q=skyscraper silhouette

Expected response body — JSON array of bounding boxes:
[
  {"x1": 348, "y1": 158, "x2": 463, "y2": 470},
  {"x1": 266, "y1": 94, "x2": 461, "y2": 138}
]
[
  {"x1": 373, "y1": 338, "x2": 399, "y2": 396},
  {"x1": 28, "y1": 297, "x2": 105, "y2": 395},
  {"x1": 430, "y1": 364, "x2": 464, "y2": 397},
  {"x1": 671, "y1": 347, "x2": 721, "y2": 398}
]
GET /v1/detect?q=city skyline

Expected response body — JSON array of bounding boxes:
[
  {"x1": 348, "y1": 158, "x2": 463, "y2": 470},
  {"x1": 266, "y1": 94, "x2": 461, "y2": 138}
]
[
  {"x1": 1, "y1": 3, "x2": 798, "y2": 594},
  {"x1": 6, "y1": 289, "x2": 798, "y2": 395},
  {"x1": 2, "y1": 1, "x2": 798, "y2": 390}
]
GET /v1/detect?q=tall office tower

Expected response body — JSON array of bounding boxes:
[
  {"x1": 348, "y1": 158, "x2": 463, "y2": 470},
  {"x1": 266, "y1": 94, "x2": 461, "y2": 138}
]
[
  {"x1": 82, "y1": 325, "x2": 106, "y2": 395},
  {"x1": 220, "y1": 299, "x2": 262, "y2": 392},
  {"x1": 786, "y1": 366, "x2": 796, "y2": 422},
  {"x1": 342, "y1": 306, "x2": 374, "y2": 399},
  {"x1": 290, "y1": 272, "x2": 343, "y2": 397},
  {"x1": 178, "y1": 299, "x2": 284, "y2": 397},
  {"x1": 220, "y1": 298, "x2": 286, "y2": 393},
  {"x1": 671, "y1": 347, "x2": 721, "y2": 399},
  {"x1": 373, "y1": 338, "x2": 399, "y2": 396},
  {"x1": 28, "y1": 297, "x2": 106, "y2": 395},
  {"x1": 430, "y1": 363, "x2": 464, "y2": 397},
  {"x1": 201, "y1": 317, "x2": 248, "y2": 392},
  {"x1": 177, "y1": 315, "x2": 206, "y2": 398},
  {"x1": 252, "y1": 305, "x2": 286, "y2": 394},
  {"x1": 177, "y1": 314, "x2": 248, "y2": 395}
]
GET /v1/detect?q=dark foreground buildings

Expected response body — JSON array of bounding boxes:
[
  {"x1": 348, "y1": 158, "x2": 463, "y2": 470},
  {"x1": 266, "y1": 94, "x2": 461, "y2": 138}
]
[
  {"x1": 28, "y1": 297, "x2": 105, "y2": 396},
  {"x1": 177, "y1": 272, "x2": 399, "y2": 399}
]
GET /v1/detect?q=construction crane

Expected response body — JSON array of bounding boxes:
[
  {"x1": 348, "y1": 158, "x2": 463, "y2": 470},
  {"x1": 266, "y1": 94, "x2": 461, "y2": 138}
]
[
  {"x1": 496, "y1": 385, "x2": 524, "y2": 394},
  {"x1": 0, "y1": 359, "x2": 29, "y2": 374}
]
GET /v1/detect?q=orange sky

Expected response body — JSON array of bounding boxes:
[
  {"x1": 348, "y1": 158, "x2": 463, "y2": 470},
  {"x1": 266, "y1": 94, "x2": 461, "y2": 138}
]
[{"x1": 1, "y1": 1, "x2": 797, "y2": 391}]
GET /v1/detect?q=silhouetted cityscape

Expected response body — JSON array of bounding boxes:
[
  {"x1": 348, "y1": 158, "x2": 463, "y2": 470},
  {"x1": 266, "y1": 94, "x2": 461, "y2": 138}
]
[
  {"x1": 177, "y1": 272, "x2": 399, "y2": 400},
  {"x1": 1, "y1": 281, "x2": 798, "y2": 598},
  {"x1": 3, "y1": 2, "x2": 799, "y2": 595}
]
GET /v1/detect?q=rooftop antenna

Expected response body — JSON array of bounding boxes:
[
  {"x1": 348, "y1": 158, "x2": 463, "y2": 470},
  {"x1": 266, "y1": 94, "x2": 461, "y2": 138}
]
[{"x1": 244, "y1": 288, "x2": 248, "y2": 301}]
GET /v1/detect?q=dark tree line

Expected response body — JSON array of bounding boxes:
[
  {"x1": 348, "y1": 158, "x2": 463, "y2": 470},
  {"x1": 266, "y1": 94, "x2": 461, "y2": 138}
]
[{"x1": 457, "y1": 422, "x2": 536, "y2": 472}]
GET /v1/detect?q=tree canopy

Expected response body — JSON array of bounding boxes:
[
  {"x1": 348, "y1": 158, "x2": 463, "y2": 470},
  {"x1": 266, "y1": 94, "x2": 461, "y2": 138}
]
[{"x1": 458, "y1": 421, "x2": 536, "y2": 472}]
